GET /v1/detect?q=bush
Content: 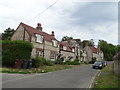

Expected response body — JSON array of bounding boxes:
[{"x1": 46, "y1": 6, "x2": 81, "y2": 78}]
[
  {"x1": 2, "y1": 40, "x2": 33, "y2": 67},
  {"x1": 64, "y1": 60, "x2": 80, "y2": 65},
  {"x1": 84, "y1": 61, "x2": 88, "y2": 64},
  {"x1": 55, "y1": 57, "x2": 64, "y2": 64},
  {"x1": 32, "y1": 57, "x2": 53, "y2": 68},
  {"x1": 32, "y1": 57, "x2": 44, "y2": 68}
]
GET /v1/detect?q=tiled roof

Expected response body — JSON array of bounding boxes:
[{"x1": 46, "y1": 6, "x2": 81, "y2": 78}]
[
  {"x1": 90, "y1": 46, "x2": 103, "y2": 53},
  {"x1": 20, "y1": 22, "x2": 57, "y2": 42},
  {"x1": 90, "y1": 47, "x2": 98, "y2": 53},
  {"x1": 60, "y1": 42, "x2": 73, "y2": 52}
]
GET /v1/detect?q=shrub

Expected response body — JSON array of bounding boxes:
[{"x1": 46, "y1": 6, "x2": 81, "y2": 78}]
[
  {"x1": 84, "y1": 61, "x2": 88, "y2": 64},
  {"x1": 32, "y1": 56, "x2": 53, "y2": 68},
  {"x1": 2, "y1": 40, "x2": 33, "y2": 67},
  {"x1": 64, "y1": 60, "x2": 80, "y2": 65},
  {"x1": 55, "y1": 57, "x2": 64, "y2": 64},
  {"x1": 32, "y1": 57, "x2": 44, "y2": 68}
]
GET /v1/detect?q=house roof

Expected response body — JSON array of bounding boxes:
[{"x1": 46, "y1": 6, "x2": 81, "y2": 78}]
[
  {"x1": 60, "y1": 42, "x2": 73, "y2": 52},
  {"x1": 90, "y1": 47, "x2": 98, "y2": 53},
  {"x1": 20, "y1": 22, "x2": 57, "y2": 42},
  {"x1": 90, "y1": 46, "x2": 103, "y2": 53}
]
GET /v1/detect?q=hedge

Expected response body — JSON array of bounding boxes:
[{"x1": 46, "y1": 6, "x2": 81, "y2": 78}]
[
  {"x1": 32, "y1": 56, "x2": 53, "y2": 68},
  {"x1": 2, "y1": 40, "x2": 33, "y2": 67},
  {"x1": 64, "y1": 59, "x2": 80, "y2": 65}
]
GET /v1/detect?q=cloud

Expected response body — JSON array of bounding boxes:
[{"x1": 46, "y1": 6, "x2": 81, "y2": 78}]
[{"x1": 0, "y1": 0, "x2": 118, "y2": 45}]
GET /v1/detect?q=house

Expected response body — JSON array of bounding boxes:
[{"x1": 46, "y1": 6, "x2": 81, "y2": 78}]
[
  {"x1": 62, "y1": 38, "x2": 88, "y2": 62},
  {"x1": 90, "y1": 47, "x2": 104, "y2": 60},
  {"x1": 79, "y1": 46, "x2": 87, "y2": 62},
  {"x1": 60, "y1": 42, "x2": 75, "y2": 62},
  {"x1": 84, "y1": 46, "x2": 104, "y2": 62},
  {"x1": 84, "y1": 46, "x2": 93, "y2": 63},
  {"x1": 11, "y1": 22, "x2": 59, "y2": 61}
]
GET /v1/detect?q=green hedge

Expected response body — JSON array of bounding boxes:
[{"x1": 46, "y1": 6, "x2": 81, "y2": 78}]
[
  {"x1": 2, "y1": 40, "x2": 33, "y2": 67},
  {"x1": 64, "y1": 59, "x2": 80, "y2": 65},
  {"x1": 32, "y1": 56, "x2": 53, "y2": 68}
]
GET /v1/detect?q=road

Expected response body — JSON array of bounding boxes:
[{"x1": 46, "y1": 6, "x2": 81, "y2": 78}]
[{"x1": 2, "y1": 65, "x2": 99, "y2": 88}]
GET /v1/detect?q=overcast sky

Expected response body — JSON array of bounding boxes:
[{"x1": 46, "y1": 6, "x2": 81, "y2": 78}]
[{"x1": 0, "y1": 0, "x2": 118, "y2": 45}]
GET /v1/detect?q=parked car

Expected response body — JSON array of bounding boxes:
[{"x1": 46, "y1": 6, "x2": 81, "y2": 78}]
[{"x1": 92, "y1": 61, "x2": 104, "y2": 69}]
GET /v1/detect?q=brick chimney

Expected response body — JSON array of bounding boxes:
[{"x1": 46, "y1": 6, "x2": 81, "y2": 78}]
[
  {"x1": 51, "y1": 31, "x2": 55, "y2": 36},
  {"x1": 36, "y1": 23, "x2": 42, "y2": 31}
]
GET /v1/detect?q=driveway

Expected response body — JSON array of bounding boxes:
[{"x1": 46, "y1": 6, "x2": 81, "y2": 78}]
[{"x1": 2, "y1": 65, "x2": 99, "y2": 88}]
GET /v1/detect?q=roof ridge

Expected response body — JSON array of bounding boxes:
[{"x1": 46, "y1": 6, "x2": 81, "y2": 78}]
[
  {"x1": 20, "y1": 22, "x2": 58, "y2": 42},
  {"x1": 21, "y1": 22, "x2": 53, "y2": 37}
]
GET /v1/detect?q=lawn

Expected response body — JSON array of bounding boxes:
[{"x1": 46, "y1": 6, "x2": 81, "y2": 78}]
[
  {"x1": 92, "y1": 63, "x2": 119, "y2": 88},
  {"x1": 0, "y1": 65, "x2": 81, "y2": 74}
]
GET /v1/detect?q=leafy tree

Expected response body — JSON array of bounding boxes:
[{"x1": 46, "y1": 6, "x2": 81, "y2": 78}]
[
  {"x1": 75, "y1": 39, "x2": 81, "y2": 45},
  {"x1": 117, "y1": 45, "x2": 120, "y2": 52},
  {"x1": 82, "y1": 40, "x2": 94, "y2": 48},
  {"x1": 2, "y1": 27, "x2": 15, "y2": 40},
  {"x1": 98, "y1": 40, "x2": 118, "y2": 61},
  {"x1": 61, "y1": 36, "x2": 73, "y2": 41}
]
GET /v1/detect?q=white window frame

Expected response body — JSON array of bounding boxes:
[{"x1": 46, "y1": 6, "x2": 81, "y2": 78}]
[
  {"x1": 63, "y1": 46, "x2": 67, "y2": 50},
  {"x1": 72, "y1": 48, "x2": 75, "y2": 52},
  {"x1": 36, "y1": 50, "x2": 43, "y2": 57},
  {"x1": 35, "y1": 34, "x2": 43, "y2": 43},
  {"x1": 52, "y1": 40, "x2": 57, "y2": 47}
]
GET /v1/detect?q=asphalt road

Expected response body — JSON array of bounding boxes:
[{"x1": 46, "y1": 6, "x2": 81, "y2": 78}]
[{"x1": 2, "y1": 65, "x2": 99, "y2": 88}]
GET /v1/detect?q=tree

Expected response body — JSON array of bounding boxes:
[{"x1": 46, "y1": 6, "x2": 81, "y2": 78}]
[
  {"x1": 61, "y1": 36, "x2": 73, "y2": 41},
  {"x1": 117, "y1": 45, "x2": 120, "y2": 52},
  {"x1": 2, "y1": 28, "x2": 15, "y2": 40},
  {"x1": 75, "y1": 39, "x2": 81, "y2": 45},
  {"x1": 98, "y1": 40, "x2": 118, "y2": 61},
  {"x1": 82, "y1": 40, "x2": 94, "y2": 48}
]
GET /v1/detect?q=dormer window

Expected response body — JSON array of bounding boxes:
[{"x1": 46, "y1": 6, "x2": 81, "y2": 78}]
[
  {"x1": 63, "y1": 46, "x2": 67, "y2": 50},
  {"x1": 52, "y1": 40, "x2": 57, "y2": 47},
  {"x1": 35, "y1": 34, "x2": 43, "y2": 43},
  {"x1": 72, "y1": 48, "x2": 75, "y2": 52}
]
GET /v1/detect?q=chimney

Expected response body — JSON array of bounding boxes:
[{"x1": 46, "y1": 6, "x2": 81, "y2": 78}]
[
  {"x1": 36, "y1": 23, "x2": 42, "y2": 31},
  {"x1": 51, "y1": 31, "x2": 55, "y2": 36}
]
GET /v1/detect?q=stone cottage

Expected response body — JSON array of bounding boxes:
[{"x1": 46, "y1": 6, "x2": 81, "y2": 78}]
[
  {"x1": 60, "y1": 42, "x2": 75, "y2": 62},
  {"x1": 90, "y1": 47, "x2": 104, "y2": 60},
  {"x1": 84, "y1": 46, "x2": 93, "y2": 63},
  {"x1": 84, "y1": 46, "x2": 104, "y2": 62},
  {"x1": 11, "y1": 22, "x2": 59, "y2": 61}
]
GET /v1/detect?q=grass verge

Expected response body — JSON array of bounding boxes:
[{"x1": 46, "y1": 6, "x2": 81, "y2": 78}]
[
  {"x1": 0, "y1": 65, "x2": 81, "y2": 74},
  {"x1": 92, "y1": 63, "x2": 119, "y2": 88}
]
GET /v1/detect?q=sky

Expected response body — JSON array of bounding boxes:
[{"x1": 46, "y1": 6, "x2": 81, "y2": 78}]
[{"x1": 0, "y1": 0, "x2": 119, "y2": 45}]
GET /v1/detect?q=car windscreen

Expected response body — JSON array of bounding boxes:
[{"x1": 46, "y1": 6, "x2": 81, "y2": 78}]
[{"x1": 94, "y1": 62, "x2": 102, "y2": 64}]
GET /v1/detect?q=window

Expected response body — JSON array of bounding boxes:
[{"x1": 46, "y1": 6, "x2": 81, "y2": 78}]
[
  {"x1": 72, "y1": 48, "x2": 75, "y2": 52},
  {"x1": 63, "y1": 46, "x2": 67, "y2": 50},
  {"x1": 36, "y1": 50, "x2": 43, "y2": 57},
  {"x1": 35, "y1": 34, "x2": 43, "y2": 43},
  {"x1": 52, "y1": 40, "x2": 57, "y2": 47},
  {"x1": 50, "y1": 51, "x2": 56, "y2": 59}
]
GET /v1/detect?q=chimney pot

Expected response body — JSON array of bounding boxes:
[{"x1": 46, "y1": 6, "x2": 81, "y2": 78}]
[
  {"x1": 36, "y1": 23, "x2": 42, "y2": 31},
  {"x1": 37, "y1": 23, "x2": 41, "y2": 27},
  {"x1": 51, "y1": 31, "x2": 55, "y2": 36}
]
